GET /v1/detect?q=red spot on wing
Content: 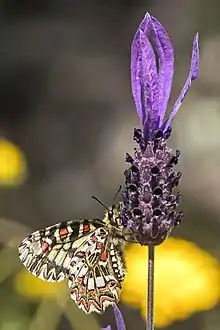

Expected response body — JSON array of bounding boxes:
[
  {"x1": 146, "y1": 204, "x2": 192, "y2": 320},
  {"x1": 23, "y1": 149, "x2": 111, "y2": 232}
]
[
  {"x1": 82, "y1": 285, "x2": 86, "y2": 291},
  {"x1": 59, "y1": 227, "x2": 69, "y2": 237},
  {"x1": 76, "y1": 251, "x2": 85, "y2": 258},
  {"x1": 83, "y1": 224, "x2": 90, "y2": 233},
  {"x1": 100, "y1": 252, "x2": 108, "y2": 261},
  {"x1": 88, "y1": 289, "x2": 95, "y2": 296},
  {"x1": 92, "y1": 235, "x2": 98, "y2": 242},
  {"x1": 97, "y1": 242, "x2": 103, "y2": 250},
  {"x1": 41, "y1": 241, "x2": 50, "y2": 252}
]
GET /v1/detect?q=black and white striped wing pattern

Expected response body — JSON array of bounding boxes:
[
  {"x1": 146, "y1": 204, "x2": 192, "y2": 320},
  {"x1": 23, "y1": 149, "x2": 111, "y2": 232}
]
[
  {"x1": 18, "y1": 220, "x2": 99, "y2": 282},
  {"x1": 18, "y1": 204, "x2": 127, "y2": 314},
  {"x1": 68, "y1": 227, "x2": 126, "y2": 314}
]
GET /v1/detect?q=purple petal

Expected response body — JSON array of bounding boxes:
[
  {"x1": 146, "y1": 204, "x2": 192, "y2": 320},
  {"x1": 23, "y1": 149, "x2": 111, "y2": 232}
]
[
  {"x1": 130, "y1": 13, "x2": 151, "y2": 124},
  {"x1": 139, "y1": 29, "x2": 159, "y2": 123},
  {"x1": 150, "y1": 16, "x2": 174, "y2": 127},
  {"x1": 113, "y1": 304, "x2": 126, "y2": 330},
  {"x1": 101, "y1": 327, "x2": 111, "y2": 330},
  {"x1": 163, "y1": 33, "x2": 199, "y2": 132},
  {"x1": 138, "y1": 12, "x2": 151, "y2": 33},
  {"x1": 131, "y1": 13, "x2": 159, "y2": 129}
]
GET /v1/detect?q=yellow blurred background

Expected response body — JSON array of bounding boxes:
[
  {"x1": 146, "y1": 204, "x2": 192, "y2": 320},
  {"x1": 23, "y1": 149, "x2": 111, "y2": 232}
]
[{"x1": 1, "y1": 1, "x2": 220, "y2": 330}]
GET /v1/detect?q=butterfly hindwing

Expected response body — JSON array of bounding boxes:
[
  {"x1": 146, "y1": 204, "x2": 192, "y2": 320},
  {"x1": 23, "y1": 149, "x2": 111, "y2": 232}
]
[
  {"x1": 68, "y1": 227, "x2": 126, "y2": 314},
  {"x1": 18, "y1": 219, "x2": 103, "y2": 282}
]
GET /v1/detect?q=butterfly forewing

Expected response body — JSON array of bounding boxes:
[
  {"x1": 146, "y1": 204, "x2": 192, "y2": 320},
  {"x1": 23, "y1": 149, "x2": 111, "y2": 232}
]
[{"x1": 18, "y1": 219, "x2": 103, "y2": 282}]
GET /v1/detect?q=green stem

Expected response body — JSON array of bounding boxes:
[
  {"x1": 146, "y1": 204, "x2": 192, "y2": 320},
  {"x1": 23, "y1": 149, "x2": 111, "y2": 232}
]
[{"x1": 147, "y1": 244, "x2": 155, "y2": 330}]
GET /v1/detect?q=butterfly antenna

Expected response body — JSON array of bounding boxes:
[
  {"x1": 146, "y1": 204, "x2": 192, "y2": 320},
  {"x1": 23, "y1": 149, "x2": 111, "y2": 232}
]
[
  {"x1": 113, "y1": 185, "x2": 122, "y2": 203},
  {"x1": 92, "y1": 196, "x2": 109, "y2": 212}
]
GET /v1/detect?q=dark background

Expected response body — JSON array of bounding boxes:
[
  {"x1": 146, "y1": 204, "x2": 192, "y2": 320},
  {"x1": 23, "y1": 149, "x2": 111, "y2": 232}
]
[{"x1": 1, "y1": 0, "x2": 220, "y2": 330}]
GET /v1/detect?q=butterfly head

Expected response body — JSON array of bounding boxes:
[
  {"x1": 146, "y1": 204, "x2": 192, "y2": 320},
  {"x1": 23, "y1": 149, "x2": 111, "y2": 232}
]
[{"x1": 106, "y1": 204, "x2": 123, "y2": 228}]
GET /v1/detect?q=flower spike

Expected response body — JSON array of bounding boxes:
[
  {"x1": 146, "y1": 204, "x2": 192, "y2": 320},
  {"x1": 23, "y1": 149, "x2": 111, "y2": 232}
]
[{"x1": 121, "y1": 13, "x2": 199, "y2": 245}]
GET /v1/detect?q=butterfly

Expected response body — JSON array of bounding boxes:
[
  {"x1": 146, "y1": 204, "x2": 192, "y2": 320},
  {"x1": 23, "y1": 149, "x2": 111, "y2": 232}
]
[{"x1": 18, "y1": 202, "x2": 134, "y2": 314}]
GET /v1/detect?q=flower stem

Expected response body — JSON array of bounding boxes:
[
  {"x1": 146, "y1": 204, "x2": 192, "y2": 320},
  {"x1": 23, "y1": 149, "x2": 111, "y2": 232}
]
[{"x1": 147, "y1": 244, "x2": 155, "y2": 330}]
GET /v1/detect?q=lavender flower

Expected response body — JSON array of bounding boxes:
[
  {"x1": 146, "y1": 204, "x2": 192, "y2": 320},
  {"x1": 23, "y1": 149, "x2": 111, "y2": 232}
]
[
  {"x1": 102, "y1": 304, "x2": 126, "y2": 330},
  {"x1": 121, "y1": 13, "x2": 199, "y2": 245}
]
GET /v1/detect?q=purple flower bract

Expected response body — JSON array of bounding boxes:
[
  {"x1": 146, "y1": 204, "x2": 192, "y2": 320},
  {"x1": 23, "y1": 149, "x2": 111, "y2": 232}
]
[{"x1": 102, "y1": 304, "x2": 126, "y2": 330}]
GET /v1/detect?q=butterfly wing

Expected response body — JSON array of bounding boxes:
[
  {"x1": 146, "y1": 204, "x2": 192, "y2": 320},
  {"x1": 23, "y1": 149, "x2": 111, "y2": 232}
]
[
  {"x1": 68, "y1": 227, "x2": 126, "y2": 314},
  {"x1": 18, "y1": 219, "x2": 103, "y2": 282}
]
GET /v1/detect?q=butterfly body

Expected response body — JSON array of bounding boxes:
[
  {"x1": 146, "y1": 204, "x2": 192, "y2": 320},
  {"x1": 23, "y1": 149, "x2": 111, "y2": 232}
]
[{"x1": 18, "y1": 204, "x2": 129, "y2": 313}]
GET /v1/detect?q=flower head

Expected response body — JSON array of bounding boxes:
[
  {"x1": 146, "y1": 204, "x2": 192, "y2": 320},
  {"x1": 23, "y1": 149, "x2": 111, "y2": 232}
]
[
  {"x1": 121, "y1": 13, "x2": 199, "y2": 245},
  {"x1": 0, "y1": 138, "x2": 27, "y2": 186}
]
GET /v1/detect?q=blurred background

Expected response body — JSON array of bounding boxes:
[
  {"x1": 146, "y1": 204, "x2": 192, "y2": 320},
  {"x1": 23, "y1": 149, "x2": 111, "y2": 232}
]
[{"x1": 1, "y1": 0, "x2": 220, "y2": 329}]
